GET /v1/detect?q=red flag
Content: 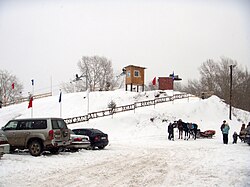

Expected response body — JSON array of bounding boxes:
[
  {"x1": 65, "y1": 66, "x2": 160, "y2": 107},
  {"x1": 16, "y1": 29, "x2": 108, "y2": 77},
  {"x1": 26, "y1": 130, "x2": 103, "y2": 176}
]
[
  {"x1": 152, "y1": 77, "x2": 156, "y2": 86},
  {"x1": 12, "y1": 83, "x2": 14, "y2": 89},
  {"x1": 28, "y1": 97, "x2": 33, "y2": 108}
]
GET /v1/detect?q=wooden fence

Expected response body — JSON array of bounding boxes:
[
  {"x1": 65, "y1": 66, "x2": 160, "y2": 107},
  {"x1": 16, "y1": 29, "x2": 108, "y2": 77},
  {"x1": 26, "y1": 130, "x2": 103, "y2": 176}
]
[
  {"x1": 2, "y1": 92, "x2": 52, "y2": 107},
  {"x1": 64, "y1": 93, "x2": 190, "y2": 125}
]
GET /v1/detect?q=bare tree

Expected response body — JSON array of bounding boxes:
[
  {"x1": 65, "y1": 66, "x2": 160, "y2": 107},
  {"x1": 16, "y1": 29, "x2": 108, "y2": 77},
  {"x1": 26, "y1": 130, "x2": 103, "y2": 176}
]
[
  {"x1": 0, "y1": 70, "x2": 23, "y2": 106},
  {"x1": 62, "y1": 56, "x2": 115, "y2": 93},
  {"x1": 181, "y1": 57, "x2": 250, "y2": 111},
  {"x1": 199, "y1": 59, "x2": 219, "y2": 92},
  {"x1": 77, "y1": 56, "x2": 115, "y2": 91}
]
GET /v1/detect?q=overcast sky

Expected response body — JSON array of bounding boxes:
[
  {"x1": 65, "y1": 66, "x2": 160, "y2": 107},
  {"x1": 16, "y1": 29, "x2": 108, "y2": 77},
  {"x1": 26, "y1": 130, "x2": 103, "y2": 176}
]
[{"x1": 0, "y1": 0, "x2": 249, "y2": 95}]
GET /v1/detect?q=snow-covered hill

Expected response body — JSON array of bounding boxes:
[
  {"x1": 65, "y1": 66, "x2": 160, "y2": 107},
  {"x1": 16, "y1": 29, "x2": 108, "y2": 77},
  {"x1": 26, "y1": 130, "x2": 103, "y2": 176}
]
[{"x1": 0, "y1": 90, "x2": 249, "y2": 187}]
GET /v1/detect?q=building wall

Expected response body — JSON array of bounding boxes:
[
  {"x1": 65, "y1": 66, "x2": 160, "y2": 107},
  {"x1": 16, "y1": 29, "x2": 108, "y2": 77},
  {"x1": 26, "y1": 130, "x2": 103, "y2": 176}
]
[
  {"x1": 158, "y1": 77, "x2": 173, "y2": 90},
  {"x1": 125, "y1": 66, "x2": 145, "y2": 85}
]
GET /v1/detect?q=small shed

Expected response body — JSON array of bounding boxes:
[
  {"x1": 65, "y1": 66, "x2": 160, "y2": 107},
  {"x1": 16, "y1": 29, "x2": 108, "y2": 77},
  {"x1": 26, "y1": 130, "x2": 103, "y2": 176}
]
[
  {"x1": 158, "y1": 77, "x2": 173, "y2": 90},
  {"x1": 158, "y1": 74, "x2": 182, "y2": 90},
  {"x1": 124, "y1": 65, "x2": 146, "y2": 92}
]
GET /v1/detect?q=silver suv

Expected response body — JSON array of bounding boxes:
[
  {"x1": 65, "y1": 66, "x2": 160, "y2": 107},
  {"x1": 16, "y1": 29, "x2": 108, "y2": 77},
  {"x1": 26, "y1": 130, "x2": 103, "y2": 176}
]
[{"x1": 1, "y1": 118, "x2": 70, "y2": 156}]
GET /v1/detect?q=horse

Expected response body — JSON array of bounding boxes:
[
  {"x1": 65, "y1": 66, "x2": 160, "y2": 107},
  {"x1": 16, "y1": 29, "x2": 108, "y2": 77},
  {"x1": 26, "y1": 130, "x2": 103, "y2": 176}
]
[{"x1": 188, "y1": 123, "x2": 198, "y2": 140}]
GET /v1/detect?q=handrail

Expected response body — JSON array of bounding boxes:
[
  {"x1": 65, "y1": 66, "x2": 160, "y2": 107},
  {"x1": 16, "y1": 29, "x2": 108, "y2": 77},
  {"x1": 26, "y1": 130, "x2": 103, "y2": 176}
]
[
  {"x1": 2, "y1": 92, "x2": 52, "y2": 107},
  {"x1": 64, "y1": 93, "x2": 190, "y2": 125}
]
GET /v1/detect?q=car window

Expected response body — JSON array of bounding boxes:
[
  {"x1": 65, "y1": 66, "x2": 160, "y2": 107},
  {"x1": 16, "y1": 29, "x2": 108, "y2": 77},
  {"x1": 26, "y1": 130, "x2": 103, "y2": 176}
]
[
  {"x1": 52, "y1": 119, "x2": 68, "y2": 129},
  {"x1": 90, "y1": 129, "x2": 103, "y2": 134},
  {"x1": 29, "y1": 120, "x2": 47, "y2": 129},
  {"x1": 79, "y1": 130, "x2": 87, "y2": 135},
  {"x1": 4, "y1": 121, "x2": 18, "y2": 130},
  {"x1": 17, "y1": 121, "x2": 27, "y2": 130},
  {"x1": 17, "y1": 120, "x2": 47, "y2": 130},
  {"x1": 52, "y1": 120, "x2": 59, "y2": 129}
]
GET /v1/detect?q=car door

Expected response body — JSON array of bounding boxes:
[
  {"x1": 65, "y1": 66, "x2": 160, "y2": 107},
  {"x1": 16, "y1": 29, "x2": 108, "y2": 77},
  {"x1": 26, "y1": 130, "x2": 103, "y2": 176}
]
[
  {"x1": 51, "y1": 119, "x2": 70, "y2": 142},
  {"x1": 2, "y1": 120, "x2": 18, "y2": 146},
  {"x1": 14, "y1": 120, "x2": 29, "y2": 147}
]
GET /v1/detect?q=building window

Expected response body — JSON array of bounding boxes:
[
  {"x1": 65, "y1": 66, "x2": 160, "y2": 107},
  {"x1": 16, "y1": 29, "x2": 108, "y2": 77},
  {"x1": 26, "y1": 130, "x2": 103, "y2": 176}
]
[
  {"x1": 134, "y1": 70, "x2": 140, "y2": 77},
  {"x1": 127, "y1": 71, "x2": 131, "y2": 77}
]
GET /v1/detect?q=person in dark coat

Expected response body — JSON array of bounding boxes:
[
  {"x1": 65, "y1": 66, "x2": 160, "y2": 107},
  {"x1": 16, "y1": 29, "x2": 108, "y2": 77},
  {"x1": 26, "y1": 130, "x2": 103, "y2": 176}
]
[
  {"x1": 168, "y1": 123, "x2": 174, "y2": 141},
  {"x1": 232, "y1": 132, "x2": 238, "y2": 144},
  {"x1": 177, "y1": 119, "x2": 183, "y2": 139}
]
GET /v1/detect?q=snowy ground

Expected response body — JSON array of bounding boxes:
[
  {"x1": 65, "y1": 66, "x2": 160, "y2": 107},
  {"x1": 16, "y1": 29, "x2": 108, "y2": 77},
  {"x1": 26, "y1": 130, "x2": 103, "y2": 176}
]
[{"x1": 0, "y1": 90, "x2": 249, "y2": 187}]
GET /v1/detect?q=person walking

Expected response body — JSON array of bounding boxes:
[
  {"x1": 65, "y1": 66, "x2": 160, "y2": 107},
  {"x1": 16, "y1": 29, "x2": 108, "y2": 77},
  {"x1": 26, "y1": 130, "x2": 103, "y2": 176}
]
[
  {"x1": 221, "y1": 120, "x2": 230, "y2": 144},
  {"x1": 177, "y1": 119, "x2": 183, "y2": 139}
]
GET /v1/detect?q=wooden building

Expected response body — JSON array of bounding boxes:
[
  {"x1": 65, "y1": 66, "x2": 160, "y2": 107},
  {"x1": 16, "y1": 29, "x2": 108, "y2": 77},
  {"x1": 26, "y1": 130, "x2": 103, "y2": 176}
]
[
  {"x1": 158, "y1": 77, "x2": 173, "y2": 90},
  {"x1": 158, "y1": 75, "x2": 182, "y2": 90},
  {"x1": 124, "y1": 65, "x2": 146, "y2": 92}
]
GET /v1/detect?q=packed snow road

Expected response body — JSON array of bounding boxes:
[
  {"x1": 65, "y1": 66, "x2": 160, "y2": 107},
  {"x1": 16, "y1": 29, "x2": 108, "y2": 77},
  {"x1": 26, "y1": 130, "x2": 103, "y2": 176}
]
[{"x1": 0, "y1": 136, "x2": 249, "y2": 187}]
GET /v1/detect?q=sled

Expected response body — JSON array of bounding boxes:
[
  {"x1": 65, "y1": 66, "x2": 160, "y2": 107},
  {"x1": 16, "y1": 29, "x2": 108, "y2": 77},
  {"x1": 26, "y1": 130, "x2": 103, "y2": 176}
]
[{"x1": 197, "y1": 129, "x2": 216, "y2": 138}]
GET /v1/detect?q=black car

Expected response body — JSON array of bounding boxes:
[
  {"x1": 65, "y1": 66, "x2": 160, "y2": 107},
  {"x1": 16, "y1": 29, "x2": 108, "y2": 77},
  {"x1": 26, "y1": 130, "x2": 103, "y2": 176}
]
[{"x1": 72, "y1": 128, "x2": 109, "y2": 149}]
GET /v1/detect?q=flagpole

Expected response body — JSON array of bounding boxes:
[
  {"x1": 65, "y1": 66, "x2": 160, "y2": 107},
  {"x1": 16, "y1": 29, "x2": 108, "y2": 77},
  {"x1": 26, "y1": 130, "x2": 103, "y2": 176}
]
[
  {"x1": 32, "y1": 79, "x2": 34, "y2": 117},
  {"x1": 87, "y1": 89, "x2": 89, "y2": 114},
  {"x1": 50, "y1": 76, "x2": 53, "y2": 96},
  {"x1": 59, "y1": 90, "x2": 62, "y2": 117},
  {"x1": 86, "y1": 89, "x2": 90, "y2": 123},
  {"x1": 172, "y1": 71, "x2": 174, "y2": 104},
  {"x1": 60, "y1": 101, "x2": 62, "y2": 117}
]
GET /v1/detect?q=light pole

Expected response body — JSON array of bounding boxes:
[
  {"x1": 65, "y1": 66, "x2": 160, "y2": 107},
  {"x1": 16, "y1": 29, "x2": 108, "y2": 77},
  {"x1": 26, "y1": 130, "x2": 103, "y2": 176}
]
[{"x1": 229, "y1": 65, "x2": 235, "y2": 120}]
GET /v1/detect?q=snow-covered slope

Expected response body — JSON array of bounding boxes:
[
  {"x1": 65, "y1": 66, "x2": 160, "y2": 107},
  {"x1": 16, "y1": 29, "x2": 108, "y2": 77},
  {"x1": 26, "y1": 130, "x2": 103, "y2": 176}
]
[
  {"x1": 0, "y1": 90, "x2": 249, "y2": 187},
  {"x1": 1, "y1": 90, "x2": 248, "y2": 139}
]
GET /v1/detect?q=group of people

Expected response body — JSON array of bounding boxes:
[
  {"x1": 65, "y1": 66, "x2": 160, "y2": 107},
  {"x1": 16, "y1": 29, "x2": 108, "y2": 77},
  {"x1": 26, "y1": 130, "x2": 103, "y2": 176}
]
[
  {"x1": 220, "y1": 120, "x2": 250, "y2": 144},
  {"x1": 167, "y1": 119, "x2": 198, "y2": 141}
]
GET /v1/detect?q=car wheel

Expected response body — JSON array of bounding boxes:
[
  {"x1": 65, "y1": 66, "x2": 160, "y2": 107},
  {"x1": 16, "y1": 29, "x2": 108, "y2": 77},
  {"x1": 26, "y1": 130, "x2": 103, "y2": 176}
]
[
  {"x1": 50, "y1": 148, "x2": 60, "y2": 154},
  {"x1": 9, "y1": 146, "x2": 16, "y2": 153},
  {"x1": 85, "y1": 146, "x2": 92, "y2": 150},
  {"x1": 71, "y1": 148, "x2": 79, "y2": 152},
  {"x1": 98, "y1": 146, "x2": 105, "y2": 149},
  {"x1": 29, "y1": 140, "x2": 43, "y2": 156}
]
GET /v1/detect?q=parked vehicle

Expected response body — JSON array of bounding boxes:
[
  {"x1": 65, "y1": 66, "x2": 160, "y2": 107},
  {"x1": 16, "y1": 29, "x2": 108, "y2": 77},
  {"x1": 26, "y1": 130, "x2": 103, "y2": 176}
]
[
  {"x1": 0, "y1": 130, "x2": 10, "y2": 159},
  {"x1": 66, "y1": 130, "x2": 91, "y2": 151},
  {"x1": 1, "y1": 118, "x2": 70, "y2": 156},
  {"x1": 72, "y1": 128, "x2": 109, "y2": 150}
]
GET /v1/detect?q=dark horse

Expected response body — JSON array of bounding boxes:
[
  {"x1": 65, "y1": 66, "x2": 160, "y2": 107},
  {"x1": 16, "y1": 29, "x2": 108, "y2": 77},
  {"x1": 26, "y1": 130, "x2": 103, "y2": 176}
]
[
  {"x1": 177, "y1": 120, "x2": 198, "y2": 140},
  {"x1": 188, "y1": 123, "x2": 198, "y2": 140}
]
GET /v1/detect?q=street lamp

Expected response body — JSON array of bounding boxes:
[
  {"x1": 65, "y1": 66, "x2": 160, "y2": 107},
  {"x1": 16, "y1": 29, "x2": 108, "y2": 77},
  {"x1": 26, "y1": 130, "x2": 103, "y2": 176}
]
[{"x1": 229, "y1": 65, "x2": 236, "y2": 120}]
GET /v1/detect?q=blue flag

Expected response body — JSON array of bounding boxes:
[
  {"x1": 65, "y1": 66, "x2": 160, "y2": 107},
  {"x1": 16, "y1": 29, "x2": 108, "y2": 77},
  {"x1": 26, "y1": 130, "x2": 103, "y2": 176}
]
[
  {"x1": 172, "y1": 71, "x2": 175, "y2": 80},
  {"x1": 59, "y1": 92, "x2": 62, "y2": 103},
  {"x1": 31, "y1": 79, "x2": 34, "y2": 86}
]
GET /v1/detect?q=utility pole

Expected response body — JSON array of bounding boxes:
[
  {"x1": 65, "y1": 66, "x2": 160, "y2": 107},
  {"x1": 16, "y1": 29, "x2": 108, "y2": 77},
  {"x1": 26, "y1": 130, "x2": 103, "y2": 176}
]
[{"x1": 229, "y1": 65, "x2": 234, "y2": 120}]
